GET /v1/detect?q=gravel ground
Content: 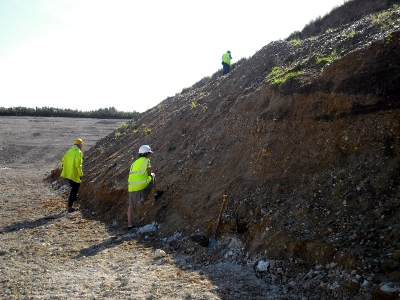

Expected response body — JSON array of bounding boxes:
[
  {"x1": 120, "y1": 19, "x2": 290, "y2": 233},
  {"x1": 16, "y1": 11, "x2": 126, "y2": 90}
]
[
  {"x1": 0, "y1": 163, "x2": 283, "y2": 300},
  {"x1": 0, "y1": 117, "x2": 278, "y2": 300}
]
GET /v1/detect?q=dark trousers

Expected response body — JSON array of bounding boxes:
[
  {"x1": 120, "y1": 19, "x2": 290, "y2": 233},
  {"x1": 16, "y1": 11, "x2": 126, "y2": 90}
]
[
  {"x1": 68, "y1": 180, "x2": 80, "y2": 207},
  {"x1": 222, "y1": 62, "x2": 230, "y2": 75}
]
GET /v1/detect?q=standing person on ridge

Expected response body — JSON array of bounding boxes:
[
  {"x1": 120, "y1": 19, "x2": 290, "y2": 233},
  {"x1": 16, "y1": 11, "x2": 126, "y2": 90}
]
[
  {"x1": 222, "y1": 50, "x2": 232, "y2": 75},
  {"x1": 60, "y1": 139, "x2": 84, "y2": 213},
  {"x1": 127, "y1": 145, "x2": 164, "y2": 230}
]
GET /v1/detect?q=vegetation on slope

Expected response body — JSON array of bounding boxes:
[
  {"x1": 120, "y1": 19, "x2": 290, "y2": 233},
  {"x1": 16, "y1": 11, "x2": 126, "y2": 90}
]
[
  {"x1": 287, "y1": 0, "x2": 400, "y2": 41},
  {"x1": 51, "y1": 1, "x2": 400, "y2": 298}
]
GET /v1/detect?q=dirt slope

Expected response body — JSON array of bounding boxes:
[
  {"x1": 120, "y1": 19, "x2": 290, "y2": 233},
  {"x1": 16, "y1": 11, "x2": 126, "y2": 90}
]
[
  {"x1": 54, "y1": 4, "x2": 400, "y2": 299},
  {"x1": 2, "y1": 117, "x2": 273, "y2": 300}
]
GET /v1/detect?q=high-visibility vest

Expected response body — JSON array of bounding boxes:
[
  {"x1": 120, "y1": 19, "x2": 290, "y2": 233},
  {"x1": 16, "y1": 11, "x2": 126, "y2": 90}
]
[
  {"x1": 60, "y1": 146, "x2": 83, "y2": 183},
  {"x1": 128, "y1": 157, "x2": 151, "y2": 192},
  {"x1": 222, "y1": 52, "x2": 231, "y2": 65}
]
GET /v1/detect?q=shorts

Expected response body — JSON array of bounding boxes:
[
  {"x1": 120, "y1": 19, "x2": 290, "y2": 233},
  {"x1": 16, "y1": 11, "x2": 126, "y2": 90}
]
[{"x1": 128, "y1": 175, "x2": 154, "y2": 206}]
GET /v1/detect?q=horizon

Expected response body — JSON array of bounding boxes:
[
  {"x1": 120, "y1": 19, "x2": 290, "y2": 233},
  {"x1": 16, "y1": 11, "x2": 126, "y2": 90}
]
[{"x1": 0, "y1": 104, "x2": 136, "y2": 113}]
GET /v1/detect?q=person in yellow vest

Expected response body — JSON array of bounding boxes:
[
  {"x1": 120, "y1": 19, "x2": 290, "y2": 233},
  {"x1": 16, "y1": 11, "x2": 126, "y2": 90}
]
[
  {"x1": 127, "y1": 145, "x2": 163, "y2": 230},
  {"x1": 60, "y1": 139, "x2": 84, "y2": 213},
  {"x1": 222, "y1": 50, "x2": 232, "y2": 75}
]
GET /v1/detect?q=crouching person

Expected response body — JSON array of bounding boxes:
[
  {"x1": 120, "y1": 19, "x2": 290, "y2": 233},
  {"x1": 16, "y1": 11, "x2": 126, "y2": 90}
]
[{"x1": 127, "y1": 145, "x2": 163, "y2": 230}]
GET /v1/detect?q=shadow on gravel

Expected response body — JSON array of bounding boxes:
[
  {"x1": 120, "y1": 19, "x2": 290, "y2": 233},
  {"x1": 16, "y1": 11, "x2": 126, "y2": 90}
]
[
  {"x1": 0, "y1": 213, "x2": 66, "y2": 233},
  {"x1": 71, "y1": 234, "x2": 130, "y2": 259}
]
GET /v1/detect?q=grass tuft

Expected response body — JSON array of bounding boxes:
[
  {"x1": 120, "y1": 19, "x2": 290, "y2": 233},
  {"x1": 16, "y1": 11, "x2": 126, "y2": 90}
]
[
  {"x1": 266, "y1": 66, "x2": 304, "y2": 85},
  {"x1": 316, "y1": 49, "x2": 340, "y2": 64},
  {"x1": 290, "y1": 39, "x2": 302, "y2": 45},
  {"x1": 144, "y1": 128, "x2": 152, "y2": 135}
]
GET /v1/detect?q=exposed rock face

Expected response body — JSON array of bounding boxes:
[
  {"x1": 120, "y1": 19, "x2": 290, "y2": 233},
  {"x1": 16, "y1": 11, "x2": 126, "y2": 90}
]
[{"x1": 77, "y1": 4, "x2": 400, "y2": 298}]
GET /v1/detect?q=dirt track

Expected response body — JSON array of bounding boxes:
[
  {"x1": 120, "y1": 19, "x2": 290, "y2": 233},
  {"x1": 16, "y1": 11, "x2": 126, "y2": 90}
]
[{"x1": 0, "y1": 117, "x2": 277, "y2": 300}]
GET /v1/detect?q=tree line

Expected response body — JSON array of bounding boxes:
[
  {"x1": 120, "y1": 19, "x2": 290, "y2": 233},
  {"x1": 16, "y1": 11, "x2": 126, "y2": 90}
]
[{"x1": 0, "y1": 106, "x2": 139, "y2": 119}]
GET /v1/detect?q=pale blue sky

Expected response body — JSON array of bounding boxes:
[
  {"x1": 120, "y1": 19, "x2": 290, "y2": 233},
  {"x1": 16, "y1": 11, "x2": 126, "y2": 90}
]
[{"x1": 0, "y1": 0, "x2": 346, "y2": 112}]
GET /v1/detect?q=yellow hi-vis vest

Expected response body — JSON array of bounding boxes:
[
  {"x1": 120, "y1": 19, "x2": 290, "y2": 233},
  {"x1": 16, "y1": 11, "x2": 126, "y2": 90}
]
[
  {"x1": 222, "y1": 52, "x2": 231, "y2": 65},
  {"x1": 128, "y1": 157, "x2": 151, "y2": 192},
  {"x1": 60, "y1": 146, "x2": 83, "y2": 183}
]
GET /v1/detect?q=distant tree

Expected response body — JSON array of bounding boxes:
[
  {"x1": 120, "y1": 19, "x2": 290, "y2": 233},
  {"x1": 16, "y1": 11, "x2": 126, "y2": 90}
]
[{"x1": 0, "y1": 106, "x2": 139, "y2": 119}]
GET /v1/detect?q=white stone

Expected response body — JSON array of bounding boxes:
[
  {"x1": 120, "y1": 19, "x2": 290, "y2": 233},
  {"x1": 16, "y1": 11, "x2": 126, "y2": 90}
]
[
  {"x1": 256, "y1": 260, "x2": 270, "y2": 272},
  {"x1": 380, "y1": 284, "x2": 400, "y2": 293},
  {"x1": 154, "y1": 249, "x2": 166, "y2": 258},
  {"x1": 224, "y1": 250, "x2": 233, "y2": 258},
  {"x1": 138, "y1": 222, "x2": 157, "y2": 233},
  {"x1": 228, "y1": 237, "x2": 243, "y2": 250},
  {"x1": 362, "y1": 280, "x2": 370, "y2": 286}
]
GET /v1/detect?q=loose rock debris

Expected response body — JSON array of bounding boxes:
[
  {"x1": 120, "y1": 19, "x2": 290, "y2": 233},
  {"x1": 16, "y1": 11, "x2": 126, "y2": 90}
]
[
  {"x1": 2, "y1": 3, "x2": 400, "y2": 299},
  {"x1": 0, "y1": 168, "x2": 273, "y2": 299}
]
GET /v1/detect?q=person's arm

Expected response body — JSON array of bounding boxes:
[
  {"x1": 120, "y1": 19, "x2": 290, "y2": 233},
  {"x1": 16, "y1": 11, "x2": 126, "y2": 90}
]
[
  {"x1": 146, "y1": 155, "x2": 152, "y2": 175},
  {"x1": 60, "y1": 154, "x2": 65, "y2": 169},
  {"x1": 76, "y1": 151, "x2": 83, "y2": 178}
]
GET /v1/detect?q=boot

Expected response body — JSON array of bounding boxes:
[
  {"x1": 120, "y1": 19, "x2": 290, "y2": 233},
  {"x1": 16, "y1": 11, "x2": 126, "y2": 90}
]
[
  {"x1": 68, "y1": 207, "x2": 77, "y2": 213},
  {"x1": 154, "y1": 190, "x2": 164, "y2": 199}
]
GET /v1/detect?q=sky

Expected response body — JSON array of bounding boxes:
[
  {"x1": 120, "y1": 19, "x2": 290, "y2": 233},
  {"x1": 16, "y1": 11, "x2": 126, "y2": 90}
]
[{"x1": 0, "y1": 0, "x2": 346, "y2": 113}]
